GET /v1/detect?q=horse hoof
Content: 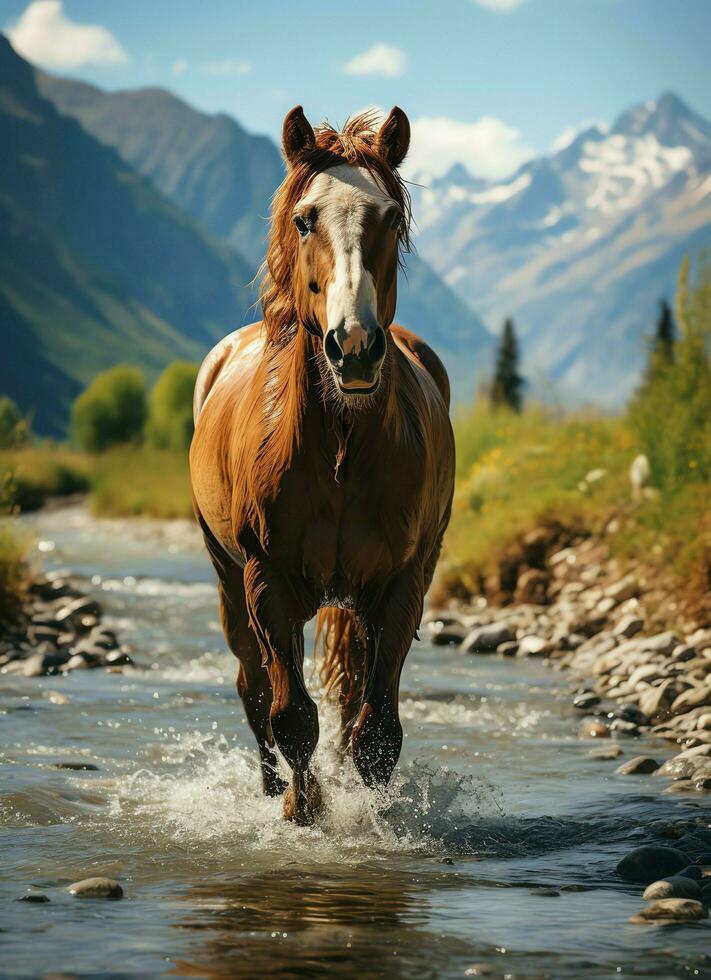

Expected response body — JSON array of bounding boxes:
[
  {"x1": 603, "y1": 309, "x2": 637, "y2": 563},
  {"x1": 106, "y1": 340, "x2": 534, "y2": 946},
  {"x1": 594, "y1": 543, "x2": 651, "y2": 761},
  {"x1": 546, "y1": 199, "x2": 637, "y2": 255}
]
[
  {"x1": 263, "y1": 772, "x2": 289, "y2": 797},
  {"x1": 282, "y1": 775, "x2": 323, "y2": 826}
]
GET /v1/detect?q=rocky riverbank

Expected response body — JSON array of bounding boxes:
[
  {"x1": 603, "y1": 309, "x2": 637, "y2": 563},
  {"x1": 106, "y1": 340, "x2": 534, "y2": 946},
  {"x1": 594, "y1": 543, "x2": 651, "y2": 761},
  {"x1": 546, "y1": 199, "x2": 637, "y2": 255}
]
[
  {"x1": 426, "y1": 532, "x2": 711, "y2": 796},
  {"x1": 426, "y1": 530, "x2": 711, "y2": 923},
  {"x1": 0, "y1": 570, "x2": 132, "y2": 676}
]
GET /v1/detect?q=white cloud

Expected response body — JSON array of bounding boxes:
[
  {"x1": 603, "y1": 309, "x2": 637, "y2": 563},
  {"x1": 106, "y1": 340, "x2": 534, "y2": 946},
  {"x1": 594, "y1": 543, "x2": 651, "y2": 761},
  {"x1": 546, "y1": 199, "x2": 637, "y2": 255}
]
[
  {"x1": 471, "y1": 0, "x2": 527, "y2": 10},
  {"x1": 171, "y1": 58, "x2": 188, "y2": 76},
  {"x1": 201, "y1": 59, "x2": 251, "y2": 76},
  {"x1": 343, "y1": 43, "x2": 406, "y2": 78},
  {"x1": 6, "y1": 0, "x2": 127, "y2": 69},
  {"x1": 404, "y1": 115, "x2": 533, "y2": 181}
]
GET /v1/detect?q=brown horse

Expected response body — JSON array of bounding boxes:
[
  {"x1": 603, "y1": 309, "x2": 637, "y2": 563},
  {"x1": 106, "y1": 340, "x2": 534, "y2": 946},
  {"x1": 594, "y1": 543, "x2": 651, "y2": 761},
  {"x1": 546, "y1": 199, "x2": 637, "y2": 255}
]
[{"x1": 190, "y1": 106, "x2": 455, "y2": 824}]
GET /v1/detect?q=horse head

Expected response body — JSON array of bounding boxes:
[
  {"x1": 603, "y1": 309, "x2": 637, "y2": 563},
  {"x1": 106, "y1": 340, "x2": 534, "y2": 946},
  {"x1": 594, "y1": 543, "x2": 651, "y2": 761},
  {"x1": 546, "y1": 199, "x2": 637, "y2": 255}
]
[{"x1": 264, "y1": 106, "x2": 411, "y2": 400}]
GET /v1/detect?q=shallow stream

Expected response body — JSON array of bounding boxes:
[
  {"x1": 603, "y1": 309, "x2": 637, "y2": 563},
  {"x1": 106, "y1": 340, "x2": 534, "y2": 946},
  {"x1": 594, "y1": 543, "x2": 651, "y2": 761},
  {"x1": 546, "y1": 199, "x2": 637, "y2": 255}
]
[{"x1": 1, "y1": 507, "x2": 709, "y2": 978}]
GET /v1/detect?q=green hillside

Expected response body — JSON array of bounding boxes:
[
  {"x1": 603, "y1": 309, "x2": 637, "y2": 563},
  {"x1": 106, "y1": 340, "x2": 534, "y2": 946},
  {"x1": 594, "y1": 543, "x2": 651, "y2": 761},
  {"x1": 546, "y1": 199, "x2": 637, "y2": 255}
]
[{"x1": 0, "y1": 36, "x2": 255, "y2": 435}]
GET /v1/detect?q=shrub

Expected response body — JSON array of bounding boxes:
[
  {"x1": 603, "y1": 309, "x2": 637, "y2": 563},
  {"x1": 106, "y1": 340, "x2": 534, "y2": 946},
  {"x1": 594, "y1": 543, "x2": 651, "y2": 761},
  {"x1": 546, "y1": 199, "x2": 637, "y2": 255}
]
[
  {"x1": 0, "y1": 396, "x2": 28, "y2": 449},
  {"x1": 71, "y1": 365, "x2": 147, "y2": 453},
  {"x1": 0, "y1": 524, "x2": 26, "y2": 622},
  {"x1": 145, "y1": 361, "x2": 199, "y2": 452}
]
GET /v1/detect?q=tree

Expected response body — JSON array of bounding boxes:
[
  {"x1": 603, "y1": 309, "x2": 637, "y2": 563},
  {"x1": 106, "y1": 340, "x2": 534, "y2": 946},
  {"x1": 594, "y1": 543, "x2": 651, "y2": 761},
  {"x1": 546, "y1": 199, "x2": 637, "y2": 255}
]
[
  {"x1": 145, "y1": 361, "x2": 199, "y2": 452},
  {"x1": 491, "y1": 317, "x2": 524, "y2": 413},
  {"x1": 0, "y1": 396, "x2": 28, "y2": 448},
  {"x1": 71, "y1": 365, "x2": 147, "y2": 452},
  {"x1": 653, "y1": 299, "x2": 675, "y2": 362}
]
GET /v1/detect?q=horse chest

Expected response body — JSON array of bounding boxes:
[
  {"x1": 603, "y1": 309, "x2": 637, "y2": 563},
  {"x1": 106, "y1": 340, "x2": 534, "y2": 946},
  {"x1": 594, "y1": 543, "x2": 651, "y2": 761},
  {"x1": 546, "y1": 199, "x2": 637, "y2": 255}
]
[{"x1": 274, "y1": 448, "x2": 424, "y2": 596}]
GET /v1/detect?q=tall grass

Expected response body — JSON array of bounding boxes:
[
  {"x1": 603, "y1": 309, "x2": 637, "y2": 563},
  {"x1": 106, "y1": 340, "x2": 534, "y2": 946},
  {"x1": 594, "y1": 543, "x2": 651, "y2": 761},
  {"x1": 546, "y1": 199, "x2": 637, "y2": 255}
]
[{"x1": 90, "y1": 446, "x2": 193, "y2": 519}]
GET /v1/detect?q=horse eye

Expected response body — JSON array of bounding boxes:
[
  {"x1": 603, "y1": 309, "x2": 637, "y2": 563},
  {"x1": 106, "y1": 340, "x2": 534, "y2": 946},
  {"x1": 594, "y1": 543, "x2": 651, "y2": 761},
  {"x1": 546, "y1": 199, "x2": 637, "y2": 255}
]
[
  {"x1": 390, "y1": 211, "x2": 403, "y2": 233},
  {"x1": 294, "y1": 215, "x2": 310, "y2": 237}
]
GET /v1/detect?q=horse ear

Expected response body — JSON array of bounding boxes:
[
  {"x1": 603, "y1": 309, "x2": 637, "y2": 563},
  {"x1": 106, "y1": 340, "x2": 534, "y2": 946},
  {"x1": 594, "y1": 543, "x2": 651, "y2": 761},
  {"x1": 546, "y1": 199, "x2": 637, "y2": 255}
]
[
  {"x1": 282, "y1": 105, "x2": 316, "y2": 166},
  {"x1": 376, "y1": 107, "x2": 410, "y2": 169}
]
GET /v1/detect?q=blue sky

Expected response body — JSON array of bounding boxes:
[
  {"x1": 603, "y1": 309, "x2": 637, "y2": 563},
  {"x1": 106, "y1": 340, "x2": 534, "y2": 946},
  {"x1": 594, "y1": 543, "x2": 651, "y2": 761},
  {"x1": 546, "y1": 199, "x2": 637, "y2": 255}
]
[{"x1": 3, "y1": 0, "x2": 711, "y2": 179}]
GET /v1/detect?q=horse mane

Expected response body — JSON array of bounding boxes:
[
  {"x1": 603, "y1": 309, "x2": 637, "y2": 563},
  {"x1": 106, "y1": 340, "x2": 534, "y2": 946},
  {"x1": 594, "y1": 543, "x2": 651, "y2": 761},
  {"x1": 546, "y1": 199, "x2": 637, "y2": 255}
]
[{"x1": 227, "y1": 113, "x2": 417, "y2": 550}]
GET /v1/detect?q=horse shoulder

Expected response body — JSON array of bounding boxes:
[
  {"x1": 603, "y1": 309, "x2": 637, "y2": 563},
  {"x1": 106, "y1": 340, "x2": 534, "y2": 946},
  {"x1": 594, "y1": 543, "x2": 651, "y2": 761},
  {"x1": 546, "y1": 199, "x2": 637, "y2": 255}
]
[
  {"x1": 390, "y1": 324, "x2": 451, "y2": 410},
  {"x1": 193, "y1": 321, "x2": 266, "y2": 422}
]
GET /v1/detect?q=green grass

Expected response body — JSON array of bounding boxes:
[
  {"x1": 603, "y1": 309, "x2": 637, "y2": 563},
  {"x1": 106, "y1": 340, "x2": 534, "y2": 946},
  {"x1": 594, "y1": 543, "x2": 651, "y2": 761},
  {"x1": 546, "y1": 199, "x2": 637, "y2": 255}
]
[
  {"x1": 0, "y1": 445, "x2": 93, "y2": 511},
  {"x1": 438, "y1": 398, "x2": 711, "y2": 622},
  {"x1": 0, "y1": 522, "x2": 27, "y2": 623},
  {"x1": 90, "y1": 446, "x2": 192, "y2": 519}
]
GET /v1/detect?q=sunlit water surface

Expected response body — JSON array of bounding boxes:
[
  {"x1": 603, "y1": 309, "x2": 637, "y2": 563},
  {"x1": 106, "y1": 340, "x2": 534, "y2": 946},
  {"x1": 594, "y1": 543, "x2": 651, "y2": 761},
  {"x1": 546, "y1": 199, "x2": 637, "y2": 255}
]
[{"x1": 1, "y1": 508, "x2": 709, "y2": 978}]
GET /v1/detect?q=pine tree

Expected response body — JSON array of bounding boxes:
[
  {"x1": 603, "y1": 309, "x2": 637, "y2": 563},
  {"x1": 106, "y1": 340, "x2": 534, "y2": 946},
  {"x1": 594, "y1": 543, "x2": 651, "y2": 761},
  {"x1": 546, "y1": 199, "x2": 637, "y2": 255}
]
[
  {"x1": 653, "y1": 298, "x2": 675, "y2": 363},
  {"x1": 491, "y1": 317, "x2": 524, "y2": 412}
]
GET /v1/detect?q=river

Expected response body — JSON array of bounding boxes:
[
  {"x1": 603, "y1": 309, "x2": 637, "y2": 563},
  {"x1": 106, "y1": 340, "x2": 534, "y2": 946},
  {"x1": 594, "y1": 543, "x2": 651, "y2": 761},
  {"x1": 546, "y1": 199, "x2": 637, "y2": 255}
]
[{"x1": 1, "y1": 506, "x2": 709, "y2": 978}]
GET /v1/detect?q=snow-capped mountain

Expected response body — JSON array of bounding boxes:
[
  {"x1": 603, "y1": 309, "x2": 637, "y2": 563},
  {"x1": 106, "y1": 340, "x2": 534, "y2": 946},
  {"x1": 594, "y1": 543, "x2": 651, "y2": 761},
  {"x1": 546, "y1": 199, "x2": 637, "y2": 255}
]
[{"x1": 410, "y1": 93, "x2": 711, "y2": 406}]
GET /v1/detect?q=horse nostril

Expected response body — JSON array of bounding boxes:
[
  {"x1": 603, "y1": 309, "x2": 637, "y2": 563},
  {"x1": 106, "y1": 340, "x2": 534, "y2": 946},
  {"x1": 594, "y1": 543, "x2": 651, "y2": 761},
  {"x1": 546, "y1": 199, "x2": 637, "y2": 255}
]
[
  {"x1": 324, "y1": 330, "x2": 343, "y2": 365},
  {"x1": 367, "y1": 328, "x2": 386, "y2": 364}
]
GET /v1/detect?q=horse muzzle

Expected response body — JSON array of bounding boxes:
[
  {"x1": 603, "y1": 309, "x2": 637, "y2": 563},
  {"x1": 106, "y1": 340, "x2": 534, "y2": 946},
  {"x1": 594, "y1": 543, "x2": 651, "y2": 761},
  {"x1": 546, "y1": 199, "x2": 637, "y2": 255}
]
[{"x1": 324, "y1": 323, "x2": 386, "y2": 395}]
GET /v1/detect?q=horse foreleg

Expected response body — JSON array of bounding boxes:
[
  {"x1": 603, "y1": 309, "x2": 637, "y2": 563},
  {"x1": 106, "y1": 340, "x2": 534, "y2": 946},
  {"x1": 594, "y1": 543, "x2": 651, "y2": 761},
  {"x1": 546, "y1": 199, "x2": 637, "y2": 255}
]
[
  {"x1": 218, "y1": 579, "x2": 288, "y2": 798},
  {"x1": 352, "y1": 568, "x2": 425, "y2": 789},
  {"x1": 244, "y1": 560, "x2": 321, "y2": 825}
]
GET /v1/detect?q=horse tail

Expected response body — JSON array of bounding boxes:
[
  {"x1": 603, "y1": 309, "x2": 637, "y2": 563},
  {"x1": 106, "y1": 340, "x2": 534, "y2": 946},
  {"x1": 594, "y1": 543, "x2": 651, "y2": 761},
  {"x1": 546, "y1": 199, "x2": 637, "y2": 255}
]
[{"x1": 315, "y1": 607, "x2": 363, "y2": 710}]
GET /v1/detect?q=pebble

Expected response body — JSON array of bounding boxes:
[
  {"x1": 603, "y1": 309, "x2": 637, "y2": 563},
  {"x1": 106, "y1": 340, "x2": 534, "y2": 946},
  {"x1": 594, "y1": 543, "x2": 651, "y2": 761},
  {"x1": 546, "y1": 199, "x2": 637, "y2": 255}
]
[
  {"x1": 616, "y1": 845, "x2": 690, "y2": 884},
  {"x1": 642, "y1": 876, "x2": 702, "y2": 900},
  {"x1": 579, "y1": 720, "x2": 610, "y2": 739},
  {"x1": 615, "y1": 756, "x2": 660, "y2": 775},
  {"x1": 45, "y1": 690, "x2": 70, "y2": 705},
  {"x1": 630, "y1": 898, "x2": 708, "y2": 924},
  {"x1": 66, "y1": 877, "x2": 123, "y2": 899}
]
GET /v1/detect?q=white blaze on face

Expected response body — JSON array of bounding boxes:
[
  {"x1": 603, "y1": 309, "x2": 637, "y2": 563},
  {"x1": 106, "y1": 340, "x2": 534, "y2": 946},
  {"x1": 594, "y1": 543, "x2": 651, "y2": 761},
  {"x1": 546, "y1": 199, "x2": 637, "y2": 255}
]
[{"x1": 298, "y1": 165, "x2": 393, "y2": 347}]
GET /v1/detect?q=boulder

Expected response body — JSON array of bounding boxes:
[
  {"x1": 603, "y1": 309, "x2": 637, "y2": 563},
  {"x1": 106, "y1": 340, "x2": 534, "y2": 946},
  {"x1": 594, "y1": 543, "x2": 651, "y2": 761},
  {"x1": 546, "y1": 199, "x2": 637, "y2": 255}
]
[{"x1": 616, "y1": 845, "x2": 690, "y2": 883}]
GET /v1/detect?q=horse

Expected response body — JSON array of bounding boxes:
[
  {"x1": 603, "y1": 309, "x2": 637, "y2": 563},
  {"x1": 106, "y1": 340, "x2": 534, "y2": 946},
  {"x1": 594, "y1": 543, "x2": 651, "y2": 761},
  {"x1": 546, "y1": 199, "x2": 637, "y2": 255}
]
[{"x1": 190, "y1": 105, "x2": 455, "y2": 825}]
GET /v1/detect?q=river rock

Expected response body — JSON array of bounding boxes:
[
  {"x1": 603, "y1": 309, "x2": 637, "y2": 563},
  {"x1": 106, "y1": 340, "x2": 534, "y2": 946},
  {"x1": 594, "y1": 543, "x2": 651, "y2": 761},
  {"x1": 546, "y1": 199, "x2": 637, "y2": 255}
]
[
  {"x1": 573, "y1": 691, "x2": 601, "y2": 710},
  {"x1": 641, "y1": 632, "x2": 681, "y2": 656},
  {"x1": 517, "y1": 635, "x2": 551, "y2": 656},
  {"x1": 615, "y1": 756, "x2": 660, "y2": 775},
  {"x1": 677, "y1": 866, "x2": 703, "y2": 880},
  {"x1": 54, "y1": 762, "x2": 100, "y2": 771},
  {"x1": 461, "y1": 623, "x2": 515, "y2": 654},
  {"x1": 18, "y1": 892, "x2": 50, "y2": 903},
  {"x1": 630, "y1": 898, "x2": 708, "y2": 924},
  {"x1": 54, "y1": 596, "x2": 102, "y2": 624},
  {"x1": 638, "y1": 680, "x2": 678, "y2": 721},
  {"x1": 588, "y1": 744, "x2": 623, "y2": 759},
  {"x1": 613, "y1": 615, "x2": 644, "y2": 639},
  {"x1": 671, "y1": 686, "x2": 711, "y2": 715},
  {"x1": 663, "y1": 779, "x2": 696, "y2": 794},
  {"x1": 45, "y1": 690, "x2": 70, "y2": 705},
  {"x1": 605, "y1": 575, "x2": 639, "y2": 604},
  {"x1": 580, "y1": 720, "x2": 610, "y2": 739},
  {"x1": 67, "y1": 877, "x2": 123, "y2": 899},
  {"x1": 616, "y1": 845, "x2": 690, "y2": 883},
  {"x1": 643, "y1": 876, "x2": 702, "y2": 900},
  {"x1": 612, "y1": 703, "x2": 648, "y2": 726}
]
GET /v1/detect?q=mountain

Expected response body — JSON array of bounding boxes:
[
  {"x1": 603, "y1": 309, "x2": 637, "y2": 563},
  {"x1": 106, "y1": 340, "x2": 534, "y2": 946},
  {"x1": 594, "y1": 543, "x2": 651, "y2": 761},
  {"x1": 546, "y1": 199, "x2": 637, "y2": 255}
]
[
  {"x1": 36, "y1": 73, "x2": 283, "y2": 268},
  {"x1": 37, "y1": 71, "x2": 493, "y2": 398},
  {"x1": 0, "y1": 35, "x2": 256, "y2": 435},
  {"x1": 410, "y1": 93, "x2": 711, "y2": 405}
]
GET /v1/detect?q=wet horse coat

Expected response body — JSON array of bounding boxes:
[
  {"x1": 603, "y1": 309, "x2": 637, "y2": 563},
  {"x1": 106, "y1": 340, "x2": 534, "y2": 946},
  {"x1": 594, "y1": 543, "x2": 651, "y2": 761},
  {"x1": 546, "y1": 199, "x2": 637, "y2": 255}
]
[{"x1": 190, "y1": 107, "x2": 455, "y2": 823}]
